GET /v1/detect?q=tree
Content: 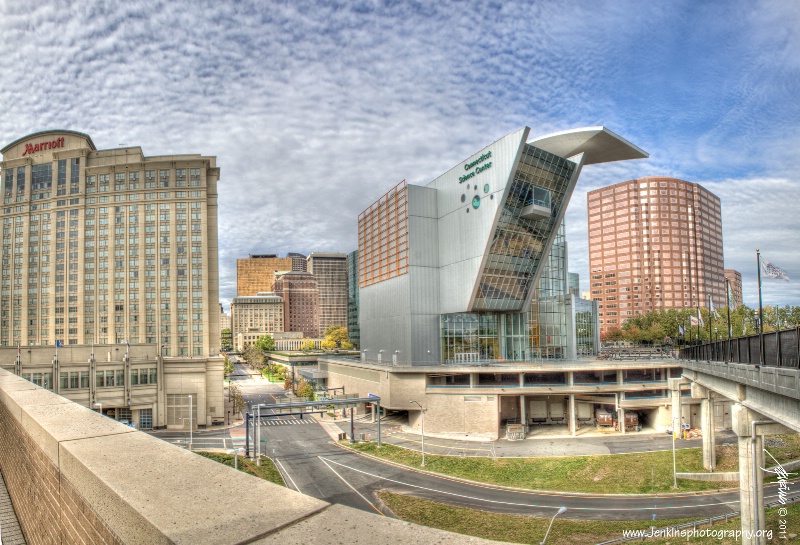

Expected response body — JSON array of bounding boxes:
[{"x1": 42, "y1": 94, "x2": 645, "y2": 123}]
[
  {"x1": 243, "y1": 345, "x2": 265, "y2": 368},
  {"x1": 283, "y1": 374, "x2": 294, "y2": 392},
  {"x1": 296, "y1": 379, "x2": 315, "y2": 400},
  {"x1": 323, "y1": 325, "x2": 349, "y2": 348},
  {"x1": 320, "y1": 339, "x2": 337, "y2": 350},
  {"x1": 220, "y1": 328, "x2": 233, "y2": 351},
  {"x1": 341, "y1": 341, "x2": 354, "y2": 350},
  {"x1": 228, "y1": 382, "x2": 246, "y2": 416},
  {"x1": 253, "y1": 334, "x2": 276, "y2": 352},
  {"x1": 223, "y1": 355, "x2": 234, "y2": 377},
  {"x1": 301, "y1": 340, "x2": 316, "y2": 351}
]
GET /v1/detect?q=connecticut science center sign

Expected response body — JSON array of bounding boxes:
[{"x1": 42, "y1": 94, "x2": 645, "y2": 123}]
[{"x1": 458, "y1": 150, "x2": 492, "y2": 183}]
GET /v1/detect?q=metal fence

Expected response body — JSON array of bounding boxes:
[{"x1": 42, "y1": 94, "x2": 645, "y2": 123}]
[{"x1": 679, "y1": 327, "x2": 800, "y2": 368}]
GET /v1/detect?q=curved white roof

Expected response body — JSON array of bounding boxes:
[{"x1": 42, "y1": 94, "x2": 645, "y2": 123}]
[{"x1": 528, "y1": 126, "x2": 648, "y2": 165}]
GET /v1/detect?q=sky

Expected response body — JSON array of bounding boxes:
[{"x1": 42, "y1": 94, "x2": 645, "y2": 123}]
[{"x1": 1, "y1": 0, "x2": 798, "y2": 311}]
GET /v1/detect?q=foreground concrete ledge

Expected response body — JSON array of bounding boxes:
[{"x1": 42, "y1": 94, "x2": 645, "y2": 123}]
[
  {"x1": 251, "y1": 503, "x2": 508, "y2": 545},
  {"x1": 60, "y1": 431, "x2": 329, "y2": 544},
  {"x1": 676, "y1": 472, "x2": 739, "y2": 482}
]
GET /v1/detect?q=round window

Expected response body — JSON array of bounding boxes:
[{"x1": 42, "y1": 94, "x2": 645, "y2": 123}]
[
  {"x1": 461, "y1": 194, "x2": 466, "y2": 203},
  {"x1": 484, "y1": 184, "x2": 490, "y2": 193},
  {"x1": 472, "y1": 195, "x2": 480, "y2": 209}
]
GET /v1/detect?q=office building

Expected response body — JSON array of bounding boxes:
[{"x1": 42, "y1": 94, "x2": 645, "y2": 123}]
[
  {"x1": 0, "y1": 129, "x2": 223, "y2": 428},
  {"x1": 307, "y1": 252, "x2": 348, "y2": 335},
  {"x1": 230, "y1": 292, "x2": 284, "y2": 351},
  {"x1": 724, "y1": 269, "x2": 743, "y2": 307},
  {"x1": 587, "y1": 177, "x2": 725, "y2": 336},
  {"x1": 568, "y1": 272, "x2": 580, "y2": 298},
  {"x1": 236, "y1": 254, "x2": 295, "y2": 296},
  {"x1": 347, "y1": 250, "x2": 360, "y2": 347},
  {"x1": 272, "y1": 271, "x2": 319, "y2": 338},
  {"x1": 288, "y1": 252, "x2": 308, "y2": 272}
]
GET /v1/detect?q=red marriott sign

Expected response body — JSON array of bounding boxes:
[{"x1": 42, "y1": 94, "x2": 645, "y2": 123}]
[{"x1": 22, "y1": 137, "x2": 65, "y2": 156}]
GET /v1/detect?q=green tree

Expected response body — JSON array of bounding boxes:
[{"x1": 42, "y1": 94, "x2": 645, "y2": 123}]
[
  {"x1": 323, "y1": 325, "x2": 349, "y2": 347},
  {"x1": 301, "y1": 340, "x2": 316, "y2": 351},
  {"x1": 296, "y1": 379, "x2": 315, "y2": 400},
  {"x1": 228, "y1": 382, "x2": 246, "y2": 415},
  {"x1": 223, "y1": 354, "x2": 234, "y2": 377},
  {"x1": 220, "y1": 328, "x2": 233, "y2": 351},
  {"x1": 253, "y1": 334, "x2": 276, "y2": 352},
  {"x1": 243, "y1": 345, "x2": 265, "y2": 368}
]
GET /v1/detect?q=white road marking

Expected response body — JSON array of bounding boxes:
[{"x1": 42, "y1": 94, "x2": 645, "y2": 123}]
[
  {"x1": 318, "y1": 456, "x2": 384, "y2": 516},
  {"x1": 317, "y1": 456, "x2": 779, "y2": 513},
  {"x1": 275, "y1": 458, "x2": 301, "y2": 493}
]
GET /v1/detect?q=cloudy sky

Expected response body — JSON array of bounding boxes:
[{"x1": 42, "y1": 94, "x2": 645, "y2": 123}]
[{"x1": 1, "y1": 0, "x2": 798, "y2": 310}]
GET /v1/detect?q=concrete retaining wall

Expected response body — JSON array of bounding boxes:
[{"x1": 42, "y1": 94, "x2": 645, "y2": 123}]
[{"x1": 0, "y1": 368, "x2": 502, "y2": 545}]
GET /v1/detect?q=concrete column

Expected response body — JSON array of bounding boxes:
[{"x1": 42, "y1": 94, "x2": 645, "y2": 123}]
[
  {"x1": 617, "y1": 369, "x2": 624, "y2": 385},
  {"x1": 567, "y1": 371, "x2": 573, "y2": 386},
  {"x1": 732, "y1": 404, "x2": 765, "y2": 545},
  {"x1": 668, "y1": 378, "x2": 684, "y2": 436},
  {"x1": 700, "y1": 395, "x2": 716, "y2": 471},
  {"x1": 569, "y1": 394, "x2": 576, "y2": 436},
  {"x1": 618, "y1": 407, "x2": 625, "y2": 434},
  {"x1": 520, "y1": 395, "x2": 527, "y2": 430}
]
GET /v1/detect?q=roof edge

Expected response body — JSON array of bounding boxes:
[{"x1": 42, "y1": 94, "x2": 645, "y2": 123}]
[{"x1": 2, "y1": 129, "x2": 97, "y2": 154}]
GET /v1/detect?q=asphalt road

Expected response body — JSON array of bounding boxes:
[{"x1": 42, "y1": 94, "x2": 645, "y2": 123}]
[{"x1": 144, "y1": 363, "x2": 784, "y2": 522}]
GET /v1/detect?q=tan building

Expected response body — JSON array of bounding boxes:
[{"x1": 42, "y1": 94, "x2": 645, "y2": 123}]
[
  {"x1": 0, "y1": 130, "x2": 223, "y2": 428},
  {"x1": 236, "y1": 254, "x2": 294, "y2": 296},
  {"x1": 272, "y1": 271, "x2": 319, "y2": 338},
  {"x1": 587, "y1": 177, "x2": 725, "y2": 336},
  {"x1": 724, "y1": 269, "x2": 743, "y2": 307},
  {"x1": 307, "y1": 252, "x2": 348, "y2": 334},
  {"x1": 230, "y1": 292, "x2": 284, "y2": 351}
]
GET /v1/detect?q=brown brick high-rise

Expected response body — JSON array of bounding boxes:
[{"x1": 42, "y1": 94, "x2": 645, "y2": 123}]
[{"x1": 587, "y1": 177, "x2": 725, "y2": 337}]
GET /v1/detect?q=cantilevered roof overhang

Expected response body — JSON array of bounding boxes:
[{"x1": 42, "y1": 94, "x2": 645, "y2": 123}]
[{"x1": 528, "y1": 126, "x2": 648, "y2": 165}]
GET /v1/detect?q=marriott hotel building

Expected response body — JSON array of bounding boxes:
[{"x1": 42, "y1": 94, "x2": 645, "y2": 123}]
[{"x1": 0, "y1": 130, "x2": 223, "y2": 429}]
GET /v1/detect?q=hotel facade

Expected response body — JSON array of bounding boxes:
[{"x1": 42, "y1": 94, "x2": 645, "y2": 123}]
[
  {"x1": 0, "y1": 130, "x2": 224, "y2": 428},
  {"x1": 316, "y1": 127, "x2": 726, "y2": 438}
]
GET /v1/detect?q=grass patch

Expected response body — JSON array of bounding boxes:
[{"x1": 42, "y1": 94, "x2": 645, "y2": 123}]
[
  {"x1": 346, "y1": 435, "x2": 800, "y2": 494},
  {"x1": 379, "y1": 491, "x2": 800, "y2": 545},
  {"x1": 196, "y1": 451, "x2": 285, "y2": 487}
]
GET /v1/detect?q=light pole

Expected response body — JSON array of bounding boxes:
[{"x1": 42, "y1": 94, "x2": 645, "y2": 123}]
[
  {"x1": 94, "y1": 402, "x2": 102, "y2": 415},
  {"x1": 188, "y1": 394, "x2": 193, "y2": 451},
  {"x1": 672, "y1": 414, "x2": 678, "y2": 489},
  {"x1": 409, "y1": 400, "x2": 426, "y2": 467},
  {"x1": 227, "y1": 447, "x2": 244, "y2": 470},
  {"x1": 541, "y1": 506, "x2": 567, "y2": 545}
]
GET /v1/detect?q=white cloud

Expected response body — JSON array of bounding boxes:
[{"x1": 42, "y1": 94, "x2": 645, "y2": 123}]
[{"x1": 1, "y1": 0, "x2": 798, "y2": 310}]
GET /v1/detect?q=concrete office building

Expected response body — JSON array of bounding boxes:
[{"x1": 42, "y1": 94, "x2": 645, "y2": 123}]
[
  {"x1": 724, "y1": 269, "x2": 743, "y2": 307},
  {"x1": 568, "y1": 272, "x2": 580, "y2": 298},
  {"x1": 347, "y1": 250, "x2": 360, "y2": 347},
  {"x1": 236, "y1": 254, "x2": 295, "y2": 296},
  {"x1": 314, "y1": 127, "x2": 718, "y2": 438},
  {"x1": 272, "y1": 271, "x2": 319, "y2": 338},
  {"x1": 0, "y1": 129, "x2": 224, "y2": 428},
  {"x1": 307, "y1": 252, "x2": 348, "y2": 334},
  {"x1": 230, "y1": 292, "x2": 284, "y2": 351},
  {"x1": 288, "y1": 252, "x2": 308, "y2": 272},
  {"x1": 587, "y1": 177, "x2": 725, "y2": 336}
]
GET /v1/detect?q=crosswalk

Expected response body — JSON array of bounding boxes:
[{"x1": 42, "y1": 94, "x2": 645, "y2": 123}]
[{"x1": 257, "y1": 417, "x2": 317, "y2": 426}]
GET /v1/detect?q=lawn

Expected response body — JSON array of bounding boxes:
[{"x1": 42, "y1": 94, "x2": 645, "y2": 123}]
[
  {"x1": 345, "y1": 434, "x2": 800, "y2": 494},
  {"x1": 196, "y1": 451, "x2": 285, "y2": 487},
  {"x1": 379, "y1": 491, "x2": 800, "y2": 545}
]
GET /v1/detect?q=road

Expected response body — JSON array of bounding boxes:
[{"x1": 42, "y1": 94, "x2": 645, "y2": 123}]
[{"x1": 144, "y1": 363, "x2": 784, "y2": 522}]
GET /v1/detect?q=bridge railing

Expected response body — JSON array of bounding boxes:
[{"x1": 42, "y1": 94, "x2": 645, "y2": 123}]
[{"x1": 679, "y1": 327, "x2": 800, "y2": 368}]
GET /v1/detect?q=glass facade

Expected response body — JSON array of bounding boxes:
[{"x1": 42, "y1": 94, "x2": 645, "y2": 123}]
[
  {"x1": 574, "y1": 297, "x2": 597, "y2": 356},
  {"x1": 347, "y1": 250, "x2": 360, "y2": 346},
  {"x1": 473, "y1": 145, "x2": 575, "y2": 311}
]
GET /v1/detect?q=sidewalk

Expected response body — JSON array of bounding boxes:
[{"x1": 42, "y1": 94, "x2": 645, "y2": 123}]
[{"x1": 326, "y1": 416, "x2": 737, "y2": 458}]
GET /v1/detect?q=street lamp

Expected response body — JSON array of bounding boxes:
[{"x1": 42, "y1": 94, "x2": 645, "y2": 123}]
[
  {"x1": 541, "y1": 506, "x2": 567, "y2": 545},
  {"x1": 226, "y1": 447, "x2": 244, "y2": 470},
  {"x1": 94, "y1": 402, "x2": 102, "y2": 415},
  {"x1": 672, "y1": 414, "x2": 679, "y2": 489},
  {"x1": 409, "y1": 400, "x2": 426, "y2": 467},
  {"x1": 188, "y1": 394, "x2": 193, "y2": 451}
]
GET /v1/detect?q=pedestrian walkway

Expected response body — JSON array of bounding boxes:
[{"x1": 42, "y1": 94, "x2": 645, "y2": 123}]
[
  {"x1": 331, "y1": 418, "x2": 737, "y2": 458},
  {"x1": 0, "y1": 469, "x2": 26, "y2": 545}
]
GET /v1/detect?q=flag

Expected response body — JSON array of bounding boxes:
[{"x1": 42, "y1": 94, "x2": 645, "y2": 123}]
[
  {"x1": 727, "y1": 282, "x2": 735, "y2": 309},
  {"x1": 761, "y1": 257, "x2": 790, "y2": 282},
  {"x1": 742, "y1": 320, "x2": 747, "y2": 336},
  {"x1": 709, "y1": 298, "x2": 719, "y2": 319},
  {"x1": 56, "y1": 340, "x2": 63, "y2": 348},
  {"x1": 690, "y1": 316, "x2": 699, "y2": 326},
  {"x1": 696, "y1": 308, "x2": 704, "y2": 327},
  {"x1": 678, "y1": 325, "x2": 685, "y2": 335}
]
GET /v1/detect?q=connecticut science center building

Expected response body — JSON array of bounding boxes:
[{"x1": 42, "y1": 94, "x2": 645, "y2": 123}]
[{"x1": 318, "y1": 127, "x2": 702, "y2": 438}]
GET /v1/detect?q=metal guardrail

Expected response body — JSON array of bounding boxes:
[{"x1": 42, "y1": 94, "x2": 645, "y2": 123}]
[{"x1": 595, "y1": 494, "x2": 800, "y2": 544}]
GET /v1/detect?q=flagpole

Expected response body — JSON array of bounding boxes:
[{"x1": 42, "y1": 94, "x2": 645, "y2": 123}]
[
  {"x1": 726, "y1": 278, "x2": 732, "y2": 363},
  {"x1": 756, "y1": 248, "x2": 764, "y2": 365},
  {"x1": 708, "y1": 295, "x2": 713, "y2": 357}
]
